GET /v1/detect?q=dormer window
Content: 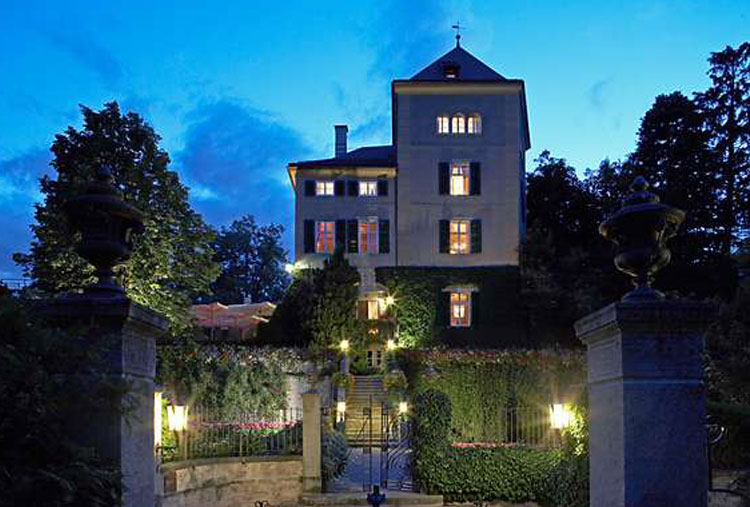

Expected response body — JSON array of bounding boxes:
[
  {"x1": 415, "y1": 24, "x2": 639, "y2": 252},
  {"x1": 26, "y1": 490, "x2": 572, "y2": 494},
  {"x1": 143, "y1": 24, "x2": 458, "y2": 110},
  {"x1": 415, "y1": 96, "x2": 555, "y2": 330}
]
[
  {"x1": 468, "y1": 114, "x2": 482, "y2": 134},
  {"x1": 437, "y1": 115, "x2": 450, "y2": 134},
  {"x1": 443, "y1": 62, "x2": 460, "y2": 78},
  {"x1": 451, "y1": 114, "x2": 466, "y2": 134}
]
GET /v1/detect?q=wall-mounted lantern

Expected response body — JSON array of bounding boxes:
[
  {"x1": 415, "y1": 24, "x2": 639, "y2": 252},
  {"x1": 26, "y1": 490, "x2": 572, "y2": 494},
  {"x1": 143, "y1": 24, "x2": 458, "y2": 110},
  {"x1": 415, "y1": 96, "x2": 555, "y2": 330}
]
[
  {"x1": 336, "y1": 401, "x2": 347, "y2": 423},
  {"x1": 154, "y1": 391, "x2": 163, "y2": 454},
  {"x1": 167, "y1": 404, "x2": 189, "y2": 432},
  {"x1": 398, "y1": 401, "x2": 409, "y2": 415},
  {"x1": 339, "y1": 339, "x2": 350, "y2": 353},
  {"x1": 549, "y1": 403, "x2": 574, "y2": 430},
  {"x1": 386, "y1": 339, "x2": 396, "y2": 351}
]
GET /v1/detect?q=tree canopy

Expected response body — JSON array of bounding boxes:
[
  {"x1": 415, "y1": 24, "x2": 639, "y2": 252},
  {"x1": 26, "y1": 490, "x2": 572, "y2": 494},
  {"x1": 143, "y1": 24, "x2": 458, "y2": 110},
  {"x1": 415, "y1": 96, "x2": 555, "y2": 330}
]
[{"x1": 13, "y1": 102, "x2": 220, "y2": 334}]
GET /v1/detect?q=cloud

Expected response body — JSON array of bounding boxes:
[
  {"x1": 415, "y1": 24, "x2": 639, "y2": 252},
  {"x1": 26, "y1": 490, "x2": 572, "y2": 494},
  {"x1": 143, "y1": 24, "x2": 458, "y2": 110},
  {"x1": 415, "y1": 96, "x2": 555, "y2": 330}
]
[
  {"x1": 0, "y1": 149, "x2": 52, "y2": 278},
  {"x1": 365, "y1": 0, "x2": 451, "y2": 80},
  {"x1": 176, "y1": 100, "x2": 311, "y2": 248},
  {"x1": 40, "y1": 27, "x2": 123, "y2": 88},
  {"x1": 589, "y1": 78, "x2": 612, "y2": 110},
  {"x1": 350, "y1": 115, "x2": 391, "y2": 147}
]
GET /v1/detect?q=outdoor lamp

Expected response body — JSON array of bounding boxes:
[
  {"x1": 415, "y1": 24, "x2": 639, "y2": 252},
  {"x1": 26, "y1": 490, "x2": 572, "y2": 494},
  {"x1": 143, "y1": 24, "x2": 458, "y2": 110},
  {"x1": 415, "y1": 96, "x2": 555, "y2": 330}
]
[
  {"x1": 336, "y1": 401, "x2": 346, "y2": 422},
  {"x1": 385, "y1": 295, "x2": 395, "y2": 307},
  {"x1": 550, "y1": 403, "x2": 573, "y2": 429},
  {"x1": 167, "y1": 404, "x2": 189, "y2": 432},
  {"x1": 386, "y1": 339, "x2": 396, "y2": 351},
  {"x1": 154, "y1": 391, "x2": 163, "y2": 451},
  {"x1": 339, "y1": 339, "x2": 350, "y2": 353},
  {"x1": 398, "y1": 401, "x2": 408, "y2": 415}
]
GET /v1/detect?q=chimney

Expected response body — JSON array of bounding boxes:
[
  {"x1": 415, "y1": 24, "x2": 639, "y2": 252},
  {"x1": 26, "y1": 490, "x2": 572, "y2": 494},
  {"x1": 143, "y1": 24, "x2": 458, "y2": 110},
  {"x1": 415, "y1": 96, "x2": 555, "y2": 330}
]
[{"x1": 335, "y1": 125, "x2": 348, "y2": 158}]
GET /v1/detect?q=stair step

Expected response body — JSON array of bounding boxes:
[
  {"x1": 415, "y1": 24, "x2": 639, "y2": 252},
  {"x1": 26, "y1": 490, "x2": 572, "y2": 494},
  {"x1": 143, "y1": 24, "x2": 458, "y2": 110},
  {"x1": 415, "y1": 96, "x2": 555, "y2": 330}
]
[{"x1": 301, "y1": 492, "x2": 443, "y2": 506}]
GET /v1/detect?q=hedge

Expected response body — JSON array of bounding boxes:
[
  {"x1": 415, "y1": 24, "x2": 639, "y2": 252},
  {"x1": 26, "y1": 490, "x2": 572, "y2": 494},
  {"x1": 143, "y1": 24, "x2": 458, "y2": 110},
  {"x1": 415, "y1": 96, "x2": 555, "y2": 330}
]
[{"x1": 413, "y1": 390, "x2": 588, "y2": 506}]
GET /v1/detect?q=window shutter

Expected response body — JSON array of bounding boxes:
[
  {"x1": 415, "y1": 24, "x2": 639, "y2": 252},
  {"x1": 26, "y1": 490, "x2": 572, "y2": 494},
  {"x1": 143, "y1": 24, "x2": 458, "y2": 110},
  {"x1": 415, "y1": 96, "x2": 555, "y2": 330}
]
[
  {"x1": 347, "y1": 219, "x2": 359, "y2": 253},
  {"x1": 436, "y1": 290, "x2": 450, "y2": 327},
  {"x1": 377, "y1": 179, "x2": 388, "y2": 196},
  {"x1": 471, "y1": 291, "x2": 480, "y2": 328},
  {"x1": 335, "y1": 219, "x2": 346, "y2": 251},
  {"x1": 470, "y1": 219, "x2": 482, "y2": 253},
  {"x1": 304, "y1": 180, "x2": 315, "y2": 196},
  {"x1": 334, "y1": 180, "x2": 345, "y2": 197},
  {"x1": 379, "y1": 220, "x2": 390, "y2": 254},
  {"x1": 347, "y1": 180, "x2": 359, "y2": 196},
  {"x1": 470, "y1": 162, "x2": 481, "y2": 195},
  {"x1": 357, "y1": 300, "x2": 369, "y2": 320},
  {"x1": 439, "y1": 220, "x2": 449, "y2": 253},
  {"x1": 438, "y1": 162, "x2": 449, "y2": 195},
  {"x1": 304, "y1": 220, "x2": 315, "y2": 253}
]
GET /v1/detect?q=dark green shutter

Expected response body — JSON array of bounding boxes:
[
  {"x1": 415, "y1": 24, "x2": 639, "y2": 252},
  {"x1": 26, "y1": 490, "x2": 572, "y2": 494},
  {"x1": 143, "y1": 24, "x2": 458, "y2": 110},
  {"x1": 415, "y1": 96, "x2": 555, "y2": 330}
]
[
  {"x1": 470, "y1": 162, "x2": 481, "y2": 195},
  {"x1": 304, "y1": 180, "x2": 315, "y2": 196},
  {"x1": 304, "y1": 220, "x2": 315, "y2": 253},
  {"x1": 471, "y1": 219, "x2": 482, "y2": 253},
  {"x1": 471, "y1": 291, "x2": 480, "y2": 328},
  {"x1": 347, "y1": 220, "x2": 358, "y2": 253},
  {"x1": 379, "y1": 220, "x2": 390, "y2": 253},
  {"x1": 438, "y1": 162, "x2": 449, "y2": 195},
  {"x1": 334, "y1": 180, "x2": 345, "y2": 196},
  {"x1": 439, "y1": 220, "x2": 449, "y2": 253},
  {"x1": 436, "y1": 290, "x2": 450, "y2": 327},
  {"x1": 377, "y1": 179, "x2": 388, "y2": 196},
  {"x1": 335, "y1": 219, "x2": 346, "y2": 250},
  {"x1": 347, "y1": 180, "x2": 359, "y2": 196}
]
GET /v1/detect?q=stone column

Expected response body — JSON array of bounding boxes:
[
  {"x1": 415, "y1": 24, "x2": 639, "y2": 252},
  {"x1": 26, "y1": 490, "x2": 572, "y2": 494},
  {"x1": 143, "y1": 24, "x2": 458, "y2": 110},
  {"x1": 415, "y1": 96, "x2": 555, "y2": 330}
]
[
  {"x1": 43, "y1": 295, "x2": 168, "y2": 507},
  {"x1": 575, "y1": 300, "x2": 714, "y2": 507},
  {"x1": 302, "y1": 391, "x2": 322, "y2": 493}
]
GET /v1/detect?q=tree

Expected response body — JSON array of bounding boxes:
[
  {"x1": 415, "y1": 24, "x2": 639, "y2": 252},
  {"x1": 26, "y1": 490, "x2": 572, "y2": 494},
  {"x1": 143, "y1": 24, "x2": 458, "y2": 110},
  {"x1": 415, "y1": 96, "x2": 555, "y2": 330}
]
[
  {"x1": 13, "y1": 102, "x2": 219, "y2": 333},
  {"x1": 695, "y1": 42, "x2": 750, "y2": 255},
  {"x1": 210, "y1": 215, "x2": 290, "y2": 304}
]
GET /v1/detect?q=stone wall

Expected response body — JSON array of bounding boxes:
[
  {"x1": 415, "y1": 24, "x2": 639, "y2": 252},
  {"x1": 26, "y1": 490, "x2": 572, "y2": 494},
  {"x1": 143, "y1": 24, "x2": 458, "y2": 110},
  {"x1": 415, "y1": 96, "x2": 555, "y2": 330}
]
[{"x1": 158, "y1": 456, "x2": 303, "y2": 507}]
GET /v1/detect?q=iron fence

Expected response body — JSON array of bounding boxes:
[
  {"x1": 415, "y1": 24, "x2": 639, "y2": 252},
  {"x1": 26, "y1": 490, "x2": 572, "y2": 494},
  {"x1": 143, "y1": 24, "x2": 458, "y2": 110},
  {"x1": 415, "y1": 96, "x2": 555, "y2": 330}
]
[
  {"x1": 162, "y1": 407, "x2": 303, "y2": 463},
  {"x1": 452, "y1": 406, "x2": 557, "y2": 448}
]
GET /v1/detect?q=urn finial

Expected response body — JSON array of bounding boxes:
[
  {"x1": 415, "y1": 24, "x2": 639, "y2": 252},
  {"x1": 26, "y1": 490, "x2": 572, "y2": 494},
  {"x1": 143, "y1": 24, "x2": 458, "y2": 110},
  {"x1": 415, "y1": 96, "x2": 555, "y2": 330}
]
[
  {"x1": 599, "y1": 177, "x2": 685, "y2": 301},
  {"x1": 64, "y1": 165, "x2": 145, "y2": 296}
]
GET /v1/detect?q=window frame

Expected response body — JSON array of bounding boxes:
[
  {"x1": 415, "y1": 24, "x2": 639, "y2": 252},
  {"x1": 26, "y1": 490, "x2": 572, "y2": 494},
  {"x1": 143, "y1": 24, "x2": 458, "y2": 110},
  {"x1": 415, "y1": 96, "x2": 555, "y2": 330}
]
[
  {"x1": 450, "y1": 161, "x2": 470, "y2": 196},
  {"x1": 359, "y1": 180, "x2": 378, "y2": 197},
  {"x1": 437, "y1": 115, "x2": 450, "y2": 134},
  {"x1": 315, "y1": 180, "x2": 335, "y2": 196},
  {"x1": 315, "y1": 221, "x2": 335, "y2": 253},
  {"x1": 451, "y1": 114, "x2": 466, "y2": 134},
  {"x1": 450, "y1": 291, "x2": 471, "y2": 327},
  {"x1": 449, "y1": 219, "x2": 471, "y2": 254},
  {"x1": 358, "y1": 218, "x2": 379, "y2": 254},
  {"x1": 468, "y1": 114, "x2": 482, "y2": 135}
]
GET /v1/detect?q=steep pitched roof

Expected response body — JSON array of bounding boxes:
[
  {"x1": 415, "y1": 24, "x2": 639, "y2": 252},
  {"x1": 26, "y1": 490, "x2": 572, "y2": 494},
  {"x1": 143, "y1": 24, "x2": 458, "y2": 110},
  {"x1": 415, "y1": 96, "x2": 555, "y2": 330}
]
[
  {"x1": 410, "y1": 45, "x2": 506, "y2": 82},
  {"x1": 293, "y1": 145, "x2": 396, "y2": 169}
]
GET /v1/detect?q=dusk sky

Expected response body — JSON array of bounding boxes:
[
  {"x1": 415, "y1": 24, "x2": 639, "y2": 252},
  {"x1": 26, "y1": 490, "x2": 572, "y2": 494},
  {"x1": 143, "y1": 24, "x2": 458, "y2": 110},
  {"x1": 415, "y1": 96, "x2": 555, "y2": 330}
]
[{"x1": 1, "y1": 0, "x2": 748, "y2": 278}]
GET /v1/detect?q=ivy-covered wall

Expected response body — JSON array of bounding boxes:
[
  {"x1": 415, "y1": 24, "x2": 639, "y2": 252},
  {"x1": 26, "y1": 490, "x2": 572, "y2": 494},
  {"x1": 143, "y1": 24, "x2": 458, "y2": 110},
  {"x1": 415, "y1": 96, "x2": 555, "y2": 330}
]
[
  {"x1": 376, "y1": 266, "x2": 526, "y2": 348},
  {"x1": 401, "y1": 349, "x2": 586, "y2": 443}
]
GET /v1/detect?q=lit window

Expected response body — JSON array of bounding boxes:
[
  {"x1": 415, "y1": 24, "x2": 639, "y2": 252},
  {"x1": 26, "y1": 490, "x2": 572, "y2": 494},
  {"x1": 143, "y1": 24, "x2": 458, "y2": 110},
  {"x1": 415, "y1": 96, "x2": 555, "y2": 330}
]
[
  {"x1": 437, "y1": 115, "x2": 450, "y2": 134},
  {"x1": 468, "y1": 114, "x2": 482, "y2": 134},
  {"x1": 359, "y1": 181, "x2": 378, "y2": 196},
  {"x1": 450, "y1": 162, "x2": 470, "y2": 196},
  {"x1": 450, "y1": 292, "x2": 471, "y2": 327},
  {"x1": 359, "y1": 219, "x2": 378, "y2": 254},
  {"x1": 316, "y1": 181, "x2": 334, "y2": 196},
  {"x1": 449, "y1": 220, "x2": 470, "y2": 254},
  {"x1": 366, "y1": 299, "x2": 385, "y2": 320},
  {"x1": 452, "y1": 114, "x2": 465, "y2": 134},
  {"x1": 315, "y1": 221, "x2": 335, "y2": 253}
]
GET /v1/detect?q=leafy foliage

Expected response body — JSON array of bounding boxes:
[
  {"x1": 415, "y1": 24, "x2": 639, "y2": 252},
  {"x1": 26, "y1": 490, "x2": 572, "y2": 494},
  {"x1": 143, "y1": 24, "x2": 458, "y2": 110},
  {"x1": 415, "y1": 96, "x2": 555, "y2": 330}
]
[
  {"x1": 13, "y1": 102, "x2": 219, "y2": 334},
  {"x1": 210, "y1": 215, "x2": 290, "y2": 304},
  {"x1": 0, "y1": 296, "x2": 123, "y2": 506}
]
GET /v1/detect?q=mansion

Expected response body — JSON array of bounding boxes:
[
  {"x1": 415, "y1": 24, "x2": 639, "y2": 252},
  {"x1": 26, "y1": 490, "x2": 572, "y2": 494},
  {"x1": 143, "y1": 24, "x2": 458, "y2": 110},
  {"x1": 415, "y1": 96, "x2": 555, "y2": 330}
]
[{"x1": 288, "y1": 42, "x2": 530, "y2": 349}]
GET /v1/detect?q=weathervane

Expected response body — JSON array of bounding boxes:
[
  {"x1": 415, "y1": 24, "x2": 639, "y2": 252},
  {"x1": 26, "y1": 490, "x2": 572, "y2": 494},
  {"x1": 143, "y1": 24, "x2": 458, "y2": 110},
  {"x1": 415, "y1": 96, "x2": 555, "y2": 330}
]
[{"x1": 452, "y1": 22, "x2": 462, "y2": 47}]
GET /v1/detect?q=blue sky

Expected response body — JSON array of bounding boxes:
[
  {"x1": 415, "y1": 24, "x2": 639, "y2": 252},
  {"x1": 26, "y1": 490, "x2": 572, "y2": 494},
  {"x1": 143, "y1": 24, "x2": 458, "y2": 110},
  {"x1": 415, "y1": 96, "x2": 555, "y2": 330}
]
[{"x1": 1, "y1": 0, "x2": 748, "y2": 278}]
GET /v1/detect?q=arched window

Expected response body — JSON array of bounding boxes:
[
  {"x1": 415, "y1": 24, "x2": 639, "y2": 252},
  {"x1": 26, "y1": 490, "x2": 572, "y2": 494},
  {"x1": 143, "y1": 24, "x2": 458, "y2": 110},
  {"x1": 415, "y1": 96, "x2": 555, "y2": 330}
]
[
  {"x1": 468, "y1": 114, "x2": 482, "y2": 134},
  {"x1": 451, "y1": 114, "x2": 465, "y2": 134},
  {"x1": 436, "y1": 115, "x2": 450, "y2": 134}
]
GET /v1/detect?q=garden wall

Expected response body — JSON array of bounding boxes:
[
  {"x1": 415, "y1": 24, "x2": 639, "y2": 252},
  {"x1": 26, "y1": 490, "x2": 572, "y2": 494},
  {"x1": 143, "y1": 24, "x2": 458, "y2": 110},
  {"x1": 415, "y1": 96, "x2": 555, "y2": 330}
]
[{"x1": 158, "y1": 456, "x2": 303, "y2": 507}]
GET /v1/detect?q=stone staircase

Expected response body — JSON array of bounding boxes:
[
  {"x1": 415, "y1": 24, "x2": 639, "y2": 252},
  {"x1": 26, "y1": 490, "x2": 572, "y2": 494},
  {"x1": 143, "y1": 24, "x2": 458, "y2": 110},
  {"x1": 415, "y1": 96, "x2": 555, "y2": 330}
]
[
  {"x1": 300, "y1": 490, "x2": 443, "y2": 507},
  {"x1": 345, "y1": 376, "x2": 387, "y2": 446}
]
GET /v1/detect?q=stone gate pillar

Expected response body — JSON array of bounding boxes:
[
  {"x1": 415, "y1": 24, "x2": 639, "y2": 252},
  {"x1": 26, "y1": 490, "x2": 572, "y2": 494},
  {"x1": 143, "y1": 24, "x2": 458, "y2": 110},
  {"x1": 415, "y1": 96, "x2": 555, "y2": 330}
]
[
  {"x1": 575, "y1": 300, "x2": 713, "y2": 507},
  {"x1": 302, "y1": 391, "x2": 322, "y2": 493}
]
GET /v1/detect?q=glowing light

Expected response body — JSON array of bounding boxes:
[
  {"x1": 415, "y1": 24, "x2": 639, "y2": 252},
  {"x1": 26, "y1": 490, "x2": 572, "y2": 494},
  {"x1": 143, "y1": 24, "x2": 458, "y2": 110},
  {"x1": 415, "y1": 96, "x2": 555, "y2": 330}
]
[
  {"x1": 167, "y1": 404, "x2": 189, "y2": 432},
  {"x1": 284, "y1": 263, "x2": 295, "y2": 274},
  {"x1": 386, "y1": 339, "x2": 396, "y2": 350},
  {"x1": 339, "y1": 339, "x2": 350, "y2": 352},
  {"x1": 336, "y1": 401, "x2": 346, "y2": 423},
  {"x1": 385, "y1": 295, "x2": 395, "y2": 306},
  {"x1": 154, "y1": 391, "x2": 163, "y2": 452},
  {"x1": 398, "y1": 401, "x2": 408, "y2": 415},
  {"x1": 550, "y1": 403, "x2": 573, "y2": 429}
]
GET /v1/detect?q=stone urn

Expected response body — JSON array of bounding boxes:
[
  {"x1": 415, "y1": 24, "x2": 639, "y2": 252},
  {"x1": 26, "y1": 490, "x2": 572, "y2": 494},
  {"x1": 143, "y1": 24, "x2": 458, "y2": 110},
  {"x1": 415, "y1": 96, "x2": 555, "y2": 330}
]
[
  {"x1": 599, "y1": 176, "x2": 685, "y2": 301},
  {"x1": 64, "y1": 166, "x2": 144, "y2": 296}
]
